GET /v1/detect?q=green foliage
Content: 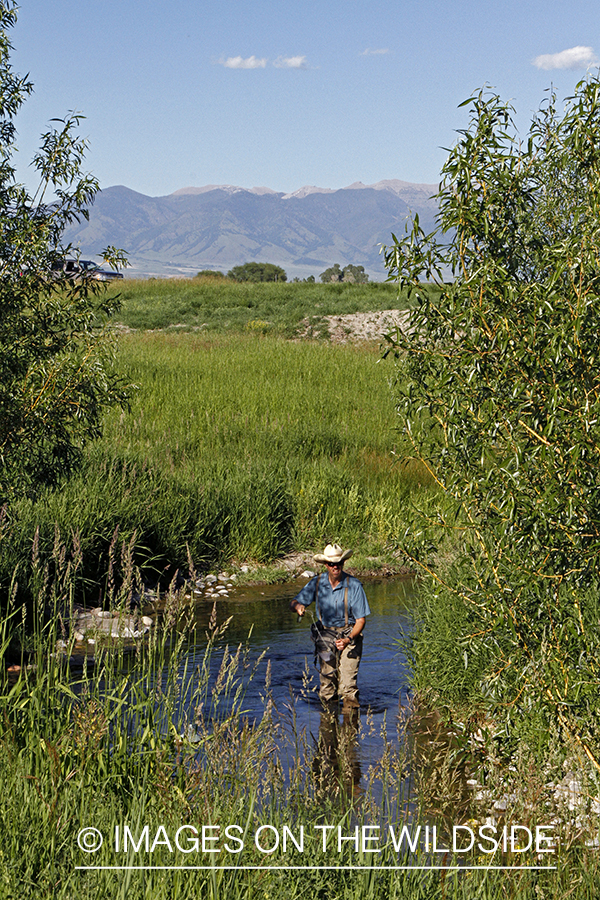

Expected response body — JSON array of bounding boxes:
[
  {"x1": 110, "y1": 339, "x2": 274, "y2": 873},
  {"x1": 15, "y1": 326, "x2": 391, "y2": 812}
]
[
  {"x1": 0, "y1": 1, "x2": 128, "y2": 502},
  {"x1": 227, "y1": 260, "x2": 287, "y2": 282},
  {"x1": 320, "y1": 263, "x2": 369, "y2": 283},
  {"x1": 195, "y1": 268, "x2": 226, "y2": 279},
  {"x1": 342, "y1": 263, "x2": 369, "y2": 283},
  {"x1": 383, "y1": 76, "x2": 600, "y2": 761},
  {"x1": 320, "y1": 263, "x2": 344, "y2": 282}
]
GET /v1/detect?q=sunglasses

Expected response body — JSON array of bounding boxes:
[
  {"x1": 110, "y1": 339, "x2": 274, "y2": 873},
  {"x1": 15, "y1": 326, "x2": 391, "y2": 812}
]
[{"x1": 325, "y1": 561, "x2": 342, "y2": 567}]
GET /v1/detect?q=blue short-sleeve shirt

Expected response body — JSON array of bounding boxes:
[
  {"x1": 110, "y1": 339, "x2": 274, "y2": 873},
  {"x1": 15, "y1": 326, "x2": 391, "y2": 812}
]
[{"x1": 294, "y1": 572, "x2": 370, "y2": 628}]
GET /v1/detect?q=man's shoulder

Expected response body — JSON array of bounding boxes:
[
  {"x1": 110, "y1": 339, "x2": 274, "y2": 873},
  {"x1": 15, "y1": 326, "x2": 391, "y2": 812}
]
[
  {"x1": 295, "y1": 573, "x2": 321, "y2": 599},
  {"x1": 344, "y1": 573, "x2": 365, "y2": 590},
  {"x1": 310, "y1": 572, "x2": 328, "y2": 591}
]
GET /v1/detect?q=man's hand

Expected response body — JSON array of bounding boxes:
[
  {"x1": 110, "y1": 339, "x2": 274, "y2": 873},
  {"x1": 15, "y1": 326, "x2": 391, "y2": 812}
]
[
  {"x1": 293, "y1": 601, "x2": 305, "y2": 617},
  {"x1": 336, "y1": 618, "x2": 365, "y2": 651}
]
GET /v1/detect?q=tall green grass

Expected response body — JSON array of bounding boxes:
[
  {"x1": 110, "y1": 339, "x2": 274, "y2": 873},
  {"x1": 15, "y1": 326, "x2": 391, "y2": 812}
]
[
  {"x1": 3, "y1": 332, "x2": 436, "y2": 603},
  {"x1": 1, "y1": 547, "x2": 598, "y2": 899},
  {"x1": 107, "y1": 279, "x2": 420, "y2": 333}
]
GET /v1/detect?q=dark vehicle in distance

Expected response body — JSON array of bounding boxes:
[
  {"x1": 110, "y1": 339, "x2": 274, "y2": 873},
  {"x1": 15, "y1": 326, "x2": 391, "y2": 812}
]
[{"x1": 52, "y1": 259, "x2": 124, "y2": 282}]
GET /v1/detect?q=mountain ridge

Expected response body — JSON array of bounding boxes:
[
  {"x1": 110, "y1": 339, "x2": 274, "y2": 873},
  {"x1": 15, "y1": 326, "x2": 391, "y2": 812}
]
[{"x1": 63, "y1": 179, "x2": 439, "y2": 279}]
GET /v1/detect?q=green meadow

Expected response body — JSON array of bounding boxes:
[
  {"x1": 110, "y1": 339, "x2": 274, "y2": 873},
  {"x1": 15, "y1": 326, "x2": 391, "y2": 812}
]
[
  {"x1": 3, "y1": 322, "x2": 435, "y2": 602},
  {"x1": 106, "y1": 277, "x2": 418, "y2": 334}
]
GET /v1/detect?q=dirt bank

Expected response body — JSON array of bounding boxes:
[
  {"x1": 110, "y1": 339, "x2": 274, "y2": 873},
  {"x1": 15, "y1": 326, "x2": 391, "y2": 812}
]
[{"x1": 324, "y1": 308, "x2": 409, "y2": 343}]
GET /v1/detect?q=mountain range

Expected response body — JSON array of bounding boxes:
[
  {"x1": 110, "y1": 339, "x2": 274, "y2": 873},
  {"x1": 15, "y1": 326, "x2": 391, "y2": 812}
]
[{"x1": 63, "y1": 178, "x2": 439, "y2": 280}]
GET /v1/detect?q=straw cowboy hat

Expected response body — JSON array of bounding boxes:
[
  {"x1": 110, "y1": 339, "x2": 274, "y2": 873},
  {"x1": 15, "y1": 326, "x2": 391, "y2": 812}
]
[{"x1": 314, "y1": 543, "x2": 353, "y2": 565}]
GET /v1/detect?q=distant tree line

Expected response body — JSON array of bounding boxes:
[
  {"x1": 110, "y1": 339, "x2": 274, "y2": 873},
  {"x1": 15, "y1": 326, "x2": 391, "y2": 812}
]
[{"x1": 195, "y1": 261, "x2": 370, "y2": 284}]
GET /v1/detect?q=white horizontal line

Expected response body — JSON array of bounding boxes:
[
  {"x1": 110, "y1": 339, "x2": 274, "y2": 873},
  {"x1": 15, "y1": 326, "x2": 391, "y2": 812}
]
[{"x1": 76, "y1": 865, "x2": 558, "y2": 871}]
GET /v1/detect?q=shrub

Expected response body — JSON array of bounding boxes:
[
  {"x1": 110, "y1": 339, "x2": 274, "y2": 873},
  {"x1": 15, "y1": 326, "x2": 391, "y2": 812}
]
[
  {"x1": 227, "y1": 261, "x2": 287, "y2": 282},
  {"x1": 0, "y1": 1, "x2": 128, "y2": 503},
  {"x1": 384, "y1": 76, "x2": 600, "y2": 762}
]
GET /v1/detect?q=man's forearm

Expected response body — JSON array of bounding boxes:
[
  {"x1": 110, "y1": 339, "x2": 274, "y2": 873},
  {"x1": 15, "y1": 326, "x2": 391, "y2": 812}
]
[
  {"x1": 337, "y1": 617, "x2": 365, "y2": 649},
  {"x1": 349, "y1": 617, "x2": 365, "y2": 640}
]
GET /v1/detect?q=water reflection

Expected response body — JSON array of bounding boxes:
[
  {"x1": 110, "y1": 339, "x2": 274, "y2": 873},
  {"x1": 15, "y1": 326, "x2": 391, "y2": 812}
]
[
  {"x1": 312, "y1": 701, "x2": 362, "y2": 796},
  {"x1": 184, "y1": 575, "x2": 416, "y2": 776}
]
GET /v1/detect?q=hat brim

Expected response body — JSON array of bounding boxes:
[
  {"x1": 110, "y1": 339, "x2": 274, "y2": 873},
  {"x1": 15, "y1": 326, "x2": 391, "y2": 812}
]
[{"x1": 314, "y1": 549, "x2": 353, "y2": 564}]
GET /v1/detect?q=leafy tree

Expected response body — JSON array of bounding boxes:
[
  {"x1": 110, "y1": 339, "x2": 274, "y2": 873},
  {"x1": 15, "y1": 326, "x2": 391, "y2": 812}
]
[
  {"x1": 195, "y1": 269, "x2": 226, "y2": 279},
  {"x1": 342, "y1": 264, "x2": 369, "y2": 283},
  {"x1": 320, "y1": 263, "x2": 343, "y2": 283},
  {"x1": 319, "y1": 263, "x2": 369, "y2": 283},
  {"x1": 227, "y1": 262, "x2": 287, "y2": 282},
  {"x1": 383, "y1": 77, "x2": 600, "y2": 763},
  {"x1": 0, "y1": 1, "x2": 128, "y2": 502}
]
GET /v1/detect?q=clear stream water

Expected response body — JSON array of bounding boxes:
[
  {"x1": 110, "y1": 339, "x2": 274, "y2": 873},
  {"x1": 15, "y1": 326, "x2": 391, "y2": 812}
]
[{"x1": 179, "y1": 576, "x2": 417, "y2": 779}]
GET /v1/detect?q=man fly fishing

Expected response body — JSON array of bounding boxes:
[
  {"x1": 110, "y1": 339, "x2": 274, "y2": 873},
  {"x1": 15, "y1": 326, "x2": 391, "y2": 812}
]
[{"x1": 290, "y1": 543, "x2": 370, "y2": 711}]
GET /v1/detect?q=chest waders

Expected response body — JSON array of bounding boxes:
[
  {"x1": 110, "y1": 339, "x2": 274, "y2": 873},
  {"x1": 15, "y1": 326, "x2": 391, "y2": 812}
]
[{"x1": 310, "y1": 576, "x2": 352, "y2": 668}]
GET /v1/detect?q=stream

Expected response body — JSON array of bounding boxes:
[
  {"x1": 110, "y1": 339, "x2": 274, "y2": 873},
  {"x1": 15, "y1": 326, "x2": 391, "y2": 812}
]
[{"x1": 178, "y1": 575, "x2": 417, "y2": 785}]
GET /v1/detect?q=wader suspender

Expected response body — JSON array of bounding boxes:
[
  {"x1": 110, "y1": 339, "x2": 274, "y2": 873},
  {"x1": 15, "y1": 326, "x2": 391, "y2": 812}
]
[
  {"x1": 310, "y1": 576, "x2": 351, "y2": 669},
  {"x1": 315, "y1": 575, "x2": 349, "y2": 627}
]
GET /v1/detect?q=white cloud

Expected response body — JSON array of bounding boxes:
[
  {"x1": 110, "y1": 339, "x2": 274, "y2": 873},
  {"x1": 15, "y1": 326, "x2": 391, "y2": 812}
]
[
  {"x1": 533, "y1": 46, "x2": 598, "y2": 70},
  {"x1": 273, "y1": 55, "x2": 308, "y2": 69},
  {"x1": 360, "y1": 48, "x2": 389, "y2": 56},
  {"x1": 219, "y1": 55, "x2": 267, "y2": 69}
]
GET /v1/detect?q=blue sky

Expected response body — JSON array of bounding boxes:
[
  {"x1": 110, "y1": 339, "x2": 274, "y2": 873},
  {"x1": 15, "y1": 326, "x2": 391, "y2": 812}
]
[{"x1": 10, "y1": 0, "x2": 600, "y2": 197}]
